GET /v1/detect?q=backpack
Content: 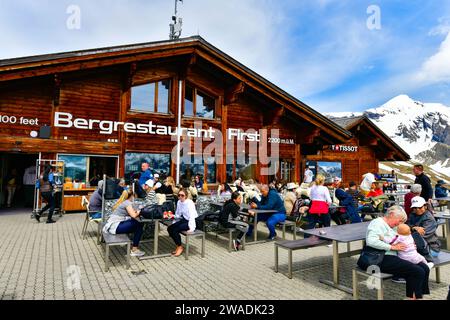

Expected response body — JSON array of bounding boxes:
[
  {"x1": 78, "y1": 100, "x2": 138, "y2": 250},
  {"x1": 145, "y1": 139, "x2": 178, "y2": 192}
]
[
  {"x1": 290, "y1": 198, "x2": 309, "y2": 228},
  {"x1": 104, "y1": 178, "x2": 120, "y2": 200}
]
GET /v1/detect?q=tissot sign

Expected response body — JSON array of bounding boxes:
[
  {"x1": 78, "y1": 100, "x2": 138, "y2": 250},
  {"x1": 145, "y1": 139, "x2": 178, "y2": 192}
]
[{"x1": 328, "y1": 145, "x2": 358, "y2": 152}]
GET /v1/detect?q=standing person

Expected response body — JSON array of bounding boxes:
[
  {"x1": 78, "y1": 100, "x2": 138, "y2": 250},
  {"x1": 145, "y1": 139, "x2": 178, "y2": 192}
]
[
  {"x1": 248, "y1": 185, "x2": 286, "y2": 240},
  {"x1": 303, "y1": 167, "x2": 314, "y2": 185},
  {"x1": 23, "y1": 164, "x2": 36, "y2": 208},
  {"x1": 167, "y1": 189, "x2": 198, "y2": 257},
  {"x1": 413, "y1": 164, "x2": 433, "y2": 202},
  {"x1": 305, "y1": 174, "x2": 332, "y2": 234},
  {"x1": 138, "y1": 162, "x2": 153, "y2": 189},
  {"x1": 34, "y1": 165, "x2": 55, "y2": 223},
  {"x1": 362, "y1": 205, "x2": 430, "y2": 300},
  {"x1": 5, "y1": 168, "x2": 18, "y2": 208},
  {"x1": 102, "y1": 189, "x2": 145, "y2": 257},
  {"x1": 218, "y1": 191, "x2": 249, "y2": 250}
]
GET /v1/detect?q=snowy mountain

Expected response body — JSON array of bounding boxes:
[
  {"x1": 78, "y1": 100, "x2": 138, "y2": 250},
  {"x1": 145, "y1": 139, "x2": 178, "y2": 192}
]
[{"x1": 327, "y1": 94, "x2": 450, "y2": 179}]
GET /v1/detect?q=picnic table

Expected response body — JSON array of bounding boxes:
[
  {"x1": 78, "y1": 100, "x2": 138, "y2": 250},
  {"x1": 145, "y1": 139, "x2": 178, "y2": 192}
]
[
  {"x1": 210, "y1": 201, "x2": 277, "y2": 243},
  {"x1": 138, "y1": 218, "x2": 172, "y2": 260},
  {"x1": 302, "y1": 221, "x2": 371, "y2": 294}
]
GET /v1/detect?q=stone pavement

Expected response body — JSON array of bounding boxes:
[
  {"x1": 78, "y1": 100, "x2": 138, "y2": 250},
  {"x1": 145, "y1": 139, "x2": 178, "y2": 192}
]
[{"x1": 0, "y1": 208, "x2": 449, "y2": 300}]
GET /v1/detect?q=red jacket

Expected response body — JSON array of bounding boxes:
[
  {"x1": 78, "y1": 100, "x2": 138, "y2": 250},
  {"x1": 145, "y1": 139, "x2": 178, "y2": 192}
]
[
  {"x1": 404, "y1": 192, "x2": 415, "y2": 217},
  {"x1": 367, "y1": 189, "x2": 383, "y2": 197}
]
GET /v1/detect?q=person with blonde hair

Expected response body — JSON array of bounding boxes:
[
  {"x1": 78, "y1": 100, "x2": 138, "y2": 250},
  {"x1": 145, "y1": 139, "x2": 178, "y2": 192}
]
[
  {"x1": 305, "y1": 174, "x2": 332, "y2": 234},
  {"x1": 103, "y1": 189, "x2": 145, "y2": 257}
]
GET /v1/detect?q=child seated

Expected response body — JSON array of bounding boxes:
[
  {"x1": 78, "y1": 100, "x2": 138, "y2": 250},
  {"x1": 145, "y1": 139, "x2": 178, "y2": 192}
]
[{"x1": 380, "y1": 223, "x2": 434, "y2": 270}]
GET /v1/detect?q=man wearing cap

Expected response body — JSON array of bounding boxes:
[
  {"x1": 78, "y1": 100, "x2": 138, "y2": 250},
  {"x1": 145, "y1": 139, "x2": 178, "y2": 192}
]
[{"x1": 408, "y1": 196, "x2": 441, "y2": 258}]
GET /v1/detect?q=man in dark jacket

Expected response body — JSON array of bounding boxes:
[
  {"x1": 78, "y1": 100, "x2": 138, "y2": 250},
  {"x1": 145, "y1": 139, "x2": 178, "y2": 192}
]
[
  {"x1": 413, "y1": 165, "x2": 433, "y2": 201},
  {"x1": 248, "y1": 185, "x2": 286, "y2": 240}
]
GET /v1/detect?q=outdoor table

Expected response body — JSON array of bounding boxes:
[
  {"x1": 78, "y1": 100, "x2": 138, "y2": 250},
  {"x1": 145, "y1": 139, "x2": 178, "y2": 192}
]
[
  {"x1": 434, "y1": 197, "x2": 450, "y2": 211},
  {"x1": 302, "y1": 221, "x2": 371, "y2": 294},
  {"x1": 138, "y1": 218, "x2": 172, "y2": 260},
  {"x1": 435, "y1": 212, "x2": 450, "y2": 250},
  {"x1": 239, "y1": 203, "x2": 277, "y2": 244},
  {"x1": 211, "y1": 201, "x2": 277, "y2": 243}
]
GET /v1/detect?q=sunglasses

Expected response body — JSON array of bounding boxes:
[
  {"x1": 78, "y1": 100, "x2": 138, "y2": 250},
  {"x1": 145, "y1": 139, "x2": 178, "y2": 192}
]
[{"x1": 178, "y1": 194, "x2": 186, "y2": 198}]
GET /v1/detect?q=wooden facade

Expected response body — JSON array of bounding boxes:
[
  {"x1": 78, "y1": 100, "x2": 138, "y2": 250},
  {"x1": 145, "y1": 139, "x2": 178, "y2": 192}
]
[{"x1": 0, "y1": 36, "x2": 409, "y2": 189}]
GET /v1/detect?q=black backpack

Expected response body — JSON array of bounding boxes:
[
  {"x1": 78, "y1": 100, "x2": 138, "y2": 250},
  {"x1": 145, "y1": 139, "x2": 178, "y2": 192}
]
[{"x1": 104, "y1": 178, "x2": 120, "y2": 200}]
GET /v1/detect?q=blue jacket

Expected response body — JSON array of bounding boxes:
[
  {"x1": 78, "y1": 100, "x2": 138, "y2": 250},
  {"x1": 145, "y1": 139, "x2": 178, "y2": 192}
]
[
  {"x1": 435, "y1": 185, "x2": 448, "y2": 198},
  {"x1": 139, "y1": 169, "x2": 153, "y2": 186},
  {"x1": 253, "y1": 189, "x2": 286, "y2": 214},
  {"x1": 35, "y1": 172, "x2": 54, "y2": 188}
]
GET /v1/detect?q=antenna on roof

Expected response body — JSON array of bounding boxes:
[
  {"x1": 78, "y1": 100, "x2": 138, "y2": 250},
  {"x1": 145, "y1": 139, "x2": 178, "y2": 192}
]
[{"x1": 169, "y1": 0, "x2": 183, "y2": 40}]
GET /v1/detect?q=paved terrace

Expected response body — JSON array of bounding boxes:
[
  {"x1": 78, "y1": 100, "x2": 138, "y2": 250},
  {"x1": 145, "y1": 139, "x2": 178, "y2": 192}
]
[{"x1": 0, "y1": 208, "x2": 448, "y2": 300}]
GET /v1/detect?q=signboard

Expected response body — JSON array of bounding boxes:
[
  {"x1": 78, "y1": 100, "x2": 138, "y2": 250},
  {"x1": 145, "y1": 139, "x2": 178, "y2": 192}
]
[{"x1": 327, "y1": 145, "x2": 358, "y2": 152}]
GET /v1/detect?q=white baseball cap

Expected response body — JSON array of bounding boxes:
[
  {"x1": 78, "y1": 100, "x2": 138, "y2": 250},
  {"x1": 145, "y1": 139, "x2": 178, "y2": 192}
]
[
  {"x1": 145, "y1": 179, "x2": 154, "y2": 188},
  {"x1": 286, "y1": 182, "x2": 296, "y2": 190},
  {"x1": 154, "y1": 173, "x2": 160, "y2": 179},
  {"x1": 410, "y1": 196, "x2": 426, "y2": 208}
]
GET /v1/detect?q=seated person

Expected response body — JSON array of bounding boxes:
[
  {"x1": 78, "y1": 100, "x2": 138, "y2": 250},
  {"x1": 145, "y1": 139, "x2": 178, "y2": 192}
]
[
  {"x1": 143, "y1": 179, "x2": 161, "y2": 206},
  {"x1": 367, "y1": 182, "x2": 384, "y2": 197},
  {"x1": 88, "y1": 180, "x2": 104, "y2": 219},
  {"x1": 217, "y1": 182, "x2": 233, "y2": 197},
  {"x1": 283, "y1": 183, "x2": 297, "y2": 215},
  {"x1": 334, "y1": 186, "x2": 362, "y2": 224},
  {"x1": 234, "y1": 178, "x2": 245, "y2": 192},
  {"x1": 248, "y1": 184, "x2": 286, "y2": 240},
  {"x1": 218, "y1": 191, "x2": 249, "y2": 250},
  {"x1": 167, "y1": 189, "x2": 198, "y2": 257},
  {"x1": 194, "y1": 175, "x2": 203, "y2": 191},
  {"x1": 102, "y1": 190, "x2": 145, "y2": 257},
  {"x1": 408, "y1": 196, "x2": 441, "y2": 258},
  {"x1": 380, "y1": 223, "x2": 434, "y2": 270}
]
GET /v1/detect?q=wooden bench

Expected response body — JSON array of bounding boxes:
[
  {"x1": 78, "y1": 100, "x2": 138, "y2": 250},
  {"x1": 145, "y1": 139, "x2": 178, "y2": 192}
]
[
  {"x1": 353, "y1": 250, "x2": 450, "y2": 300},
  {"x1": 102, "y1": 230, "x2": 131, "y2": 272},
  {"x1": 181, "y1": 230, "x2": 205, "y2": 260},
  {"x1": 274, "y1": 237, "x2": 329, "y2": 279},
  {"x1": 277, "y1": 220, "x2": 297, "y2": 240},
  {"x1": 203, "y1": 221, "x2": 246, "y2": 252}
]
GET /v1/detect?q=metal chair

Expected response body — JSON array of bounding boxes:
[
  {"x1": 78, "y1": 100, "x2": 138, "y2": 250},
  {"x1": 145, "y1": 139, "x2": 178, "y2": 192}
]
[{"x1": 81, "y1": 196, "x2": 102, "y2": 239}]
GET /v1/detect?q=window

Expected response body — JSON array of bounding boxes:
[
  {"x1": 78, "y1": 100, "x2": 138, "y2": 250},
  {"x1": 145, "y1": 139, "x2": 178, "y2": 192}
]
[
  {"x1": 280, "y1": 159, "x2": 294, "y2": 182},
  {"x1": 316, "y1": 161, "x2": 342, "y2": 184},
  {"x1": 226, "y1": 154, "x2": 256, "y2": 182},
  {"x1": 180, "y1": 155, "x2": 216, "y2": 183},
  {"x1": 184, "y1": 84, "x2": 215, "y2": 119},
  {"x1": 57, "y1": 155, "x2": 117, "y2": 186},
  {"x1": 131, "y1": 80, "x2": 171, "y2": 113},
  {"x1": 124, "y1": 153, "x2": 171, "y2": 183}
]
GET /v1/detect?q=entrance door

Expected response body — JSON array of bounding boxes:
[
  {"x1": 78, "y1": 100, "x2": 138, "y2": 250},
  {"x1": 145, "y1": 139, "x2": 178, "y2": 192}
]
[{"x1": 0, "y1": 153, "x2": 38, "y2": 209}]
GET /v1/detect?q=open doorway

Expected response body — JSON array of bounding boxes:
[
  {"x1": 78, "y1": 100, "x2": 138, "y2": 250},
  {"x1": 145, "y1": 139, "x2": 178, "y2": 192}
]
[{"x1": 0, "y1": 153, "x2": 38, "y2": 209}]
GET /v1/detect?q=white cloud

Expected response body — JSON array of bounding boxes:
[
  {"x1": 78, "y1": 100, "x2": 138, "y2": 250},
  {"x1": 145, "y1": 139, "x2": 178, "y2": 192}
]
[{"x1": 416, "y1": 31, "x2": 450, "y2": 84}]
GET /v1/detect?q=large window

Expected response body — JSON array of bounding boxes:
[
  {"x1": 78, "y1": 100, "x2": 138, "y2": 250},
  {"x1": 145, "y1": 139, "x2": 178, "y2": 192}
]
[
  {"x1": 131, "y1": 80, "x2": 171, "y2": 113},
  {"x1": 306, "y1": 161, "x2": 342, "y2": 185},
  {"x1": 57, "y1": 155, "x2": 118, "y2": 186},
  {"x1": 180, "y1": 155, "x2": 216, "y2": 183},
  {"x1": 124, "y1": 153, "x2": 171, "y2": 183},
  {"x1": 226, "y1": 154, "x2": 257, "y2": 182},
  {"x1": 184, "y1": 84, "x2": 215, "y2": 119}
]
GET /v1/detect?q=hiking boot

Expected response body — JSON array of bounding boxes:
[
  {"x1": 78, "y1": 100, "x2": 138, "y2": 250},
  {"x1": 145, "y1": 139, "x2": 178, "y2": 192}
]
[
  {"x1": 34, "y1": 213, "x2": 41, "y2": 222},
  {"x1": 46, "y1": 219, "x2": 56, "y2": 224}
]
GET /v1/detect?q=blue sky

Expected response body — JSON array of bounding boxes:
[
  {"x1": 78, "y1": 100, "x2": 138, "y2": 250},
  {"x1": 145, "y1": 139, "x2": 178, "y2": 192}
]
[{"x1": 1, "y1": 0, "x2": 450, "y2": 112}]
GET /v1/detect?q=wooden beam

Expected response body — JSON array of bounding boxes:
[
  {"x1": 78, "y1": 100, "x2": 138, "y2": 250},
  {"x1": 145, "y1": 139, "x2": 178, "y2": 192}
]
[
  {"x1": 224, "y1": 81, "x2": 245, "y2": 105},
  {"x1": 53, "y1": 73, "x2": 61, "y2": 107}
]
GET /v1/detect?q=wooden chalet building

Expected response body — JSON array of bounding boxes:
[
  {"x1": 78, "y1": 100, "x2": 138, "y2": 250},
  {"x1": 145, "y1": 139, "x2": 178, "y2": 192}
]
[{"x1": 0, "y1": 36, "x2": 409, "y2": 209}]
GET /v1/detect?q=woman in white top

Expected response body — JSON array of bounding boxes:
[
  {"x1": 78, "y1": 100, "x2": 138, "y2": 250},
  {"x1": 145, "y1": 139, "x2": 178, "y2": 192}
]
[
  {"x1": 306, "y1": 174, "x2": 332, "y2": 234},
  {"x1": 168, "y1": 189, "x2": 198, "y2": 257}
]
